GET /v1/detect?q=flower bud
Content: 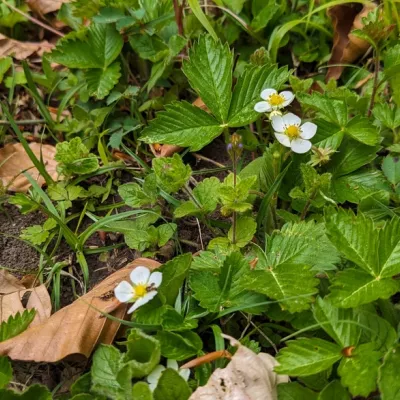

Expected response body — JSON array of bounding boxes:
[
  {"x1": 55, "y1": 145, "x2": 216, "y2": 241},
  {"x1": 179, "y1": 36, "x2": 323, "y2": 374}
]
[{"x1": 227, "y1": 133, "x2": 243, "y2": 162}]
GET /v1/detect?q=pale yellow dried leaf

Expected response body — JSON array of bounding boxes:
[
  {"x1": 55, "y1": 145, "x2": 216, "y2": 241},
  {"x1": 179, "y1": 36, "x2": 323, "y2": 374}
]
[
  {"x1": 26, "y1": 0, "x2": 69, "y2": 14},
  {"x1": 0, "y1": 34, "x2": 53, "y2": 60}
]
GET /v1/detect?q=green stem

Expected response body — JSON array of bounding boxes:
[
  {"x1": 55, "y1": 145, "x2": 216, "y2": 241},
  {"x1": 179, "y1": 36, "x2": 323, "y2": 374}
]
[
  {"x1": 231, "y1": 156, "x2": 237, "y2": 244},
  {"x1": 367, "y1": 48, "x2": 380, "y2": 117}
]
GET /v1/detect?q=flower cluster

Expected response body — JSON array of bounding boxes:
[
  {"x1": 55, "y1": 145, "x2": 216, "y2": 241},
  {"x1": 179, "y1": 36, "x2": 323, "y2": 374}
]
[
  {"x1": 254, "y1": 88, "x2": 317, "y2": 154},
  {"x1": 114, "y1": 266, "x2": 162, "y2": 313}
]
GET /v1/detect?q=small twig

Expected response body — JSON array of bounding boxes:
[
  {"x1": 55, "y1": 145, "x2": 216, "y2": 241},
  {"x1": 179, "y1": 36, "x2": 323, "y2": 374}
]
[
  {"x1": 2, "y1": 0, "x2": 64, "y2": 37},
  {"x1": 0, "y1": 119, "x2": 46, "y2": 125},
  {"x1": 193, "y1": 153, "x2": 227, "y2": 169},
  {"x1": 196, "y1": 218, "x2": 204, "y2": 250},
  {"x1": 172, "y1": 0, "x2": 184, "y2": 36}
]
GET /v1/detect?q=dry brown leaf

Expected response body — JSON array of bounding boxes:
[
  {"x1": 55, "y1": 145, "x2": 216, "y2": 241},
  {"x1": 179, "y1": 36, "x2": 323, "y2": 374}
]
[
  {"x1": 0, "y1": 270, "x2": 26, "y2": 294},
  {"x1": 26, "y1": 0, "x2": 69, "y2": 15},
  {"x1": 150, "y1": 97, "x2": 209, "y2": 157},
  {"x1": 190, "y1": 335, "x2": 288, "y2": 400},
  {"x1": 0, "y1": 34, "x2": 53, "y2": 60},
  {"x1": 0, "y1": 258, "x2": 161, "y2": 362},
  {"x1": 0, "y1": 142, "x2": 59, "y2": 192},
  {"x1": 326, "y1": 3, "x2": 376, "y2": 81}
]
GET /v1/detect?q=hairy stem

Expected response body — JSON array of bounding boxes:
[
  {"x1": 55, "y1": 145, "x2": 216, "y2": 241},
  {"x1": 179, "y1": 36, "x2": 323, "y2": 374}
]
[{"x1": 231, "y1": 156, "x2": 237, "y2": 244}]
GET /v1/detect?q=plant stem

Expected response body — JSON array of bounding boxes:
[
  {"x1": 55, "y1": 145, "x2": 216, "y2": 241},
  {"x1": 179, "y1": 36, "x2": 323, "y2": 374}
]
[
  {"x1": 184, "y1": 184, "x2": 202, "y2": 209},
  {"x1": 0, "y1": 119, "x2": 46, "y2": 125},
  {"x1": 231, "y1": 155, "x2": 237, "y2": 244},
  {"x1": 300, "y1": 191, "x2": 316, "y2": 220},
  {"x1": 173, "y1": 0, "x2": 184, "y2": 36},
  {"x1": 367, "y1": 48, "x2": 380, "y2": 117}
]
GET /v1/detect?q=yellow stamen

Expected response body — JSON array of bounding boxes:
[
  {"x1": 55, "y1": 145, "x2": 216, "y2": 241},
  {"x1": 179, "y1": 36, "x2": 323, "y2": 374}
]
[
  {"x1": 268, "y1": 93, "x2": 285, "y2": 107},
  {"x1": 134, "y1": 284, "x2": 147, "y2": 299},
  {"x1": 285, "y1": 125, "x2": 301, "y2": 140}
]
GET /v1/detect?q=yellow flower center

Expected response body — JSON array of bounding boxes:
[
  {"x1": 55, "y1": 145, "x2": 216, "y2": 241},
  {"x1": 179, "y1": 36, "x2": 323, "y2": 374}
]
[
  {"x1": 134, "y1": 284, "x2": 147, "y2": 299},
  {"x1": 269, "y1": 93, "x2": 285, "y2": 106},
  {"x1": 285, "y1": 125, "x2": 301, "y2": 140}
]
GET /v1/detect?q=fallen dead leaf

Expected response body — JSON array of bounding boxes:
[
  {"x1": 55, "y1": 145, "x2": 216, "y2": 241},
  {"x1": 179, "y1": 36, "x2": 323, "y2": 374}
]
[
  {"x1": 150, "y1": 97, "x2": 208, "y2": 157},
  {"x1": 0, "y1": 34, "x2": 53, "y2": 60},
  {"x1": 26, "y1": 0, "x2": 69, "y2": 15},
  {"x1": 189, "y1": 335, "x2": 288, "y2": 400},
  {"x1": 0, "y1": 258, "x2": 161, "y2": 362},
  {"x1": 326, "y1": 2, "x2": 376, "y2": 81},
  {"x1": 0, "y1": 270, "x2": 26, "y2": 294},
  {"x1": 0, "y1": 142, "x2": 59, "y2": 192}
]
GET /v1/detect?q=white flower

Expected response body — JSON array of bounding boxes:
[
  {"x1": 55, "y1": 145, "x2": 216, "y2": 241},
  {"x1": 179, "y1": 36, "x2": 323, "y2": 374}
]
[
  {"x1": 114, "y1": 266, "x2": 162, "y2": 313},
  {"x1": 254, "y1": 88, "x2": 295, "y2": 113},
  {"x1": 271, "y1": 113, "x2": 317, "y2": 154},
  {"x1": 147, "y1": 359, "x2": 190, "y2": 391}
]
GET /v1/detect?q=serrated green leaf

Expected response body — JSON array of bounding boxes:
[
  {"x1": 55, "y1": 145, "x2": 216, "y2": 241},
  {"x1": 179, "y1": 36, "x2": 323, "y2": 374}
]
[
  {"x1": 0, "y1": 357, "x2": 12, "y2": 389},
  {"x1": 183, "y1": 35, "x2": 232, "y2": 122},
  {"x1": 227, "y1": 216, "x2": 256, "y2": 248},
  {"x1": 132, "y1": 382, "x2": 153, "y2": 400},
  {"x1": 49, "y1": 23, "x2": 123, "y2": 69},
  {"x1": 372, "y1": 103, "x2": 400, "y2": 130},
  {"x1": 0, "y1": 384, "x2": 52, "y2": 399},
  {"x1": 382, "y1": 155, "x2": 400, "y2": 186},
  {"x1": 156, "y1": 331, "x2": 202, "y2": 361},
  {"x1": 174, "y1": 201, "x2": 199, "y2": 218},
  {"x1": 85, "y1": 62, "x2": 121, "y2": 99},
  {"x1": 140, "y1": 101, "x2": 223, "y2": 151},
  {"x1": 153, "y1": 368, "x2": 191, "y2": 400},
  {"x1": 157, "y1": 223, "x2": 176, "y2": 247},
  {"x1": 277, "y1": 382, "x2": 318, "y2": 400},
  {"x1": 20, "y1": 225, "x2": 49, "y2": 245},
  {"x1": 119, "y1": 174, "x2": 158, "y2": 208},
  {"x1": 0, "y1": 310, "x2": 36, "y2": 342},
  {"x1": 129, "y1": 34, "x2": 169, "y2": 62},
  {"x1": 327, "y1": 269, "x2": 400, "y2": 308},
  {"x1": 379, "y1": 344, "x2": 400, "y2": 400},
  {"x1": 344, "y1": 115, "x2": 380, "y2": 146},
  {"x1": 338, "y1": 343, "x2": 380, "y2": 397},
  {"x1": 161, "y1": 308, "x2": 198, "y2": 332},
  {"x1": 384, "y1": 43, "x2": 400, "y2": 81},
  {"x1": 227, "y1": 65, "x2": 290, "y2": 127},
  {"x1": 275, "y1": 338, "x2": 342, "y2": 376},
  {"x1": 318, "y1": 380, "x2": 350, "y2": 400}
]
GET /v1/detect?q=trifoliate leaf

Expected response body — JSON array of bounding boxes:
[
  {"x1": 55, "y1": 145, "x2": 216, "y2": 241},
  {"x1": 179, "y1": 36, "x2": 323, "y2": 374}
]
[
  {"x1": 0, "y1": 357, "x2": 12, "y2": 389},
  {"x1": 275, "y1": 338, "x2": 342, "y2": 376},
  {"x1": 20, "y1": 225, "x2": 49, "y2": 245},
  {"x1": 85, "y1": 62, "x2": 121, "y2": 99},
  {"x1": 153, "y1": 154, "x2": 191, "y2": 193},
  {"x1": 49, "y1": 23, "x2": 123, "y2": 69},
  {"x1": 378, "y1": 344, "x2": 400, "y2": 399},
  {"x1": 55, "y1": 137, "x2": 99, "y2": 176},
  {"x1": 140, "y1": 101, "x2": 223, "y2": 151},
  {"x1": 228, "y1": 64, "x2": 290, "y2": 127},
  {"x1": 153, "y1": 369, "x2": 191, "y2": 400},
  {"x1": 183, "y1": 35, "x2": 233, "y2": 123},
  {"x1": 338, "y1": 343, "x2": 381, "y2": 397},
  {"x1": 318, "y1": 380, "x2": 350, "y2": 400}
]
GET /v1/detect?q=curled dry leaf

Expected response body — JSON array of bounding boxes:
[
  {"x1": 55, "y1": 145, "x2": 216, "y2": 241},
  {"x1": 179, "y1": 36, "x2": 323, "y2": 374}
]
[
  {"x1": 0, "y1": 143, "x2": 59, "y2": 192},
  {"x1": 0, "y1": 34, "x2": 53, "y2": 60},
  {"x1": 326, "y1": 2, "x2": 377, "y2": 81},
  {"x1": 0, "y1": 270, "x2": 51, "y2": 326},
  {"x1": 0, "y1": 258, "x2": 161, "y2": 362},
  {"x1": 26, "y1": 0, "x2": 69, "y2": 15},
  {"x1": 149, "y1": 97, "x2": 208, "y2": 157},
  {"x1": 189, "y1": 335, "x2": 288, "y2": 400}
]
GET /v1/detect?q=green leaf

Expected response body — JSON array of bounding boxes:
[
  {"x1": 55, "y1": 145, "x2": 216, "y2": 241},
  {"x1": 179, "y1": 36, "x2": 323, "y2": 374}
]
[
  {"x1": 313, "y1": 297, "x2": 361, "y2": 348},
  {"x1": 119, "y1": 174, "x2": 158, "y2": 208},
  {"x1": 132, "y1": 382, "x2": 153, "y2": 400},
  {"x1": 152, "y1": 153, "x2": 191, "y2": 194},
  {"x1": 318, "y1": 380, "x2": 350, "y2": 400},
  {"x1": 275, "y1": 338, "x2": 342, "y2": 376},
  {"x1": 227, "y1": 216, "x2": 257, "y2": 248},
  {"x1": 71, "y1": 372, "x2": 92, "y2": 396},
  {"x1": 123, "y1": 328, "x2": 161, "y2": 378},
  {"x1": 174, "y1": 202, "x2": 199, "y2": 218},
  {"x1": 161, "y1": 308, "x2": 198, "y2": 332},
  {"x1": 49, "y1": 23, "x2": 123, "y2": 69},
  {"x1": 91, "y1": 345, "x2": 131, "y2": 400},
  {"x1": 0, "y1": 357, "x2": 12, "y2": 389},
  {"x1": 129, "y1": 34, "x2": 169, "y2": 62},
  {"x1": 0, "y1": 384, "x2": 52, "y2": 399},
  {"x1": 20, "y1": 225, "x2": 49, "y2": 245},
  {"x1": 85, "y1": 62, "x2": 121, "y2": 99},
  {"x1": 187, "y1": 0, "x2": 218, "y2": 41},
  {"x1": 277, "y1": 382, "x2": 318, "y2": 400},
  {"x1": 338, "y1": 343, "x2": 380, "y2": 397},
  {"x1": 0, "y1": 57, "x2": 12, "y2": 84},
  {"x1": 183, "y1": 35, "x2": 232, "y2": 123},
  {"x1": 0, "y1": 310, "x2": 36, "y2": 342},
  {"x1": 141, "y1": 101, "x2": 223, "y2": 151},
  {"x1": 157, "y1": 223, "x2": 176, "y2": 247},
  {"x1": 344, "y1": 115, "x2": 380, "y2": 146},
  {"x1": 327, "y1": 269, "x2": 400, "y2": 308},
  {"x1": 156, "y1": 331, "x2": 202, "y2": 361},
  {"x1": 384, "y1": 43, "x2": 400, "y2": 81},
  {"x1": 379, "y1": 344, "x2": 400, "y2": 400},
  {"x1": 228, "y1": 65, "x2": 290, "y2": 127},
  {"x1": 153, "y1": 368, "x2": 191, "y2": 400},
  {"x1": 158, "y1": 253, "x2": 192, "y2": 305},
  {"x1": 55, "y1": 137, "x2": 99, "y2": 176},
  {"x1": 251, "y1": 0, "x2": 281, "y2": 31},
  {"x1": 372, "y1": 103, "x2": 400, "y2": 130},
  {"x1": 382, "y1": 155, "x2": 400, "y2": 186}
]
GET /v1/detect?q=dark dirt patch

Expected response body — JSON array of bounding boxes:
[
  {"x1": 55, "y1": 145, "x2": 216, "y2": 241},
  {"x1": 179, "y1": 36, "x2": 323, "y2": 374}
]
[{"x1": 0, "y1": 205, "x2": 44, "y2": 275}]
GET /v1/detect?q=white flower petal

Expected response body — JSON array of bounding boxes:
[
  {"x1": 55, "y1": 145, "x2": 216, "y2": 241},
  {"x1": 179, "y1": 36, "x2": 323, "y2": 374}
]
[
  {"x1": 260, "y1": 88, "x2": 277, "y2": 100},
  {"x1": 130, "y1": 266, "x2": 150, "y2": 285},
  {"x1": 149, "y1": 382, "x2": 157, "y2": 392},
  {"x1": 254, "y1": 101, "x2": 272, "y2": 113},
  {"x1": 300, "y1": 122, "x2": 317, "y2": 139},
  {"x1": 275, "y1": 133, "x2": 291, "y2": 147},
  {"x1": 291, "y1": 139, "x2": 312, "y2": 154},
  {"x1": 282, "y1": 112, "x2": 301, "y2": 126},
  {"x1": 271, "y1": 115, "x2": 285, "y2": 132},
  {"x1": 179, "y1": 368, "x2": 190, "y2": 381},
  {"x1": 127, "y1": 291, "x2": 157, "y2": 313},
  {"x1": 148, "y1": 271, "x2": 162, "y2": 288},
  {"x1": 114, "y1": 281, "x2": 134, "y2": 303},
  {"x1": 167, "y1": 359, "x2": 179, "y2": 370},
  {"x1": 147, "y1": 365, "x2": 165, "y2": 384},
  {"x1": 281, "y1": 91, "x2": 295, "y2": 106}
]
